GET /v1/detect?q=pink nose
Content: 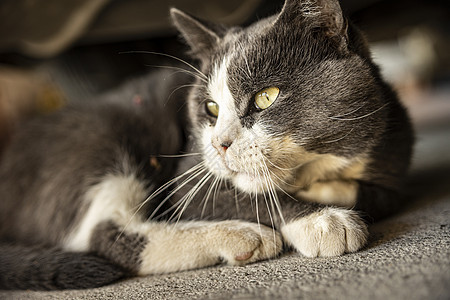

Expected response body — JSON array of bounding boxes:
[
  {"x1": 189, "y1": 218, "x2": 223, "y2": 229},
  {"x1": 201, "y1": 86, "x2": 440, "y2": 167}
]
[
  {"x1": 220, "y1": 141, "x2": 231, "y2": 151},
  {"x1": 212, "y1": 139, "x2": 232, "y2": 154}
]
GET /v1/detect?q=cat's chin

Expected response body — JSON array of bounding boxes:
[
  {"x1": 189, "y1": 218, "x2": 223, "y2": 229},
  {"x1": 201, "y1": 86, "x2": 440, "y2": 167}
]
[
  {"x1": 231, "y1": 172, "x2": 273, "y2": 195},
  {"x1": 208, "y1": 162, "x2": 278, "y2": 194}
]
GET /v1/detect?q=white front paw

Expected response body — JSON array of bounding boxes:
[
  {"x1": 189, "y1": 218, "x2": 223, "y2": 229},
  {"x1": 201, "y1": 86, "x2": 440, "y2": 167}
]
[{"x1": 281, "y1": 208, "x2": 368, "y2": 257}]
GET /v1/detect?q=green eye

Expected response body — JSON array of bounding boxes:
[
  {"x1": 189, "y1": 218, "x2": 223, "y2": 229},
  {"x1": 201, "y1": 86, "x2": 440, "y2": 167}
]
[
  {"x1": 254, "y1": 87, "x2": 280, "y2": 110},
  {"x1": 205, "y1": 101, "x2": 219, "y2": 117}
]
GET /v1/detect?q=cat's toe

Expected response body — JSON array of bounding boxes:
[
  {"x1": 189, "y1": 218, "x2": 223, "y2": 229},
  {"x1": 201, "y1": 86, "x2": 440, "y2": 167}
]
[
  {"x1": 211, "y1": 220, "x2": 282, "y2": 265},
  {"x1": 281, "y1": 207, "x2": 368, "y2": 257}
]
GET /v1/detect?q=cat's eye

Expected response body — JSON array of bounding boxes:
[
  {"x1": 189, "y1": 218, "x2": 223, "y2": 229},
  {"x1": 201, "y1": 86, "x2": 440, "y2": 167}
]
[
  {"x1": 205, "y1": 101, "x2": 219, "y2": 117},
  {"x1": 254, "y1": 87, "x2": 280, "y2": 110}
]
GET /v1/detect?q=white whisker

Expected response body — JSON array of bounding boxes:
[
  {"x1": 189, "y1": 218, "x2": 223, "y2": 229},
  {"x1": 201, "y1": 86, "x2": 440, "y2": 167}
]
[
  {"x1": 257, "y1": 163, "x2": 279, "y2": 254},
  {"x1": 169, "y1": 171, "x2": 214, "y2": 222},
  {"x1": 261, "y1": 160, "x2": 285, "y2": 225},
  {"x1": 144, "y1": 65, "x2": 207, "y2": 84},
  {"x1": 322, "y1": 128, "x2": 354, "y2": 144},
  {"x1": 166, "y1": 84, "x2": 204, "y2": 104},
  {"x1": 328, "y1": 103, "x2": 388, "y2": 121},
  {"x1": 200, "y1": 175, "x2": 220, "y2": 218},
  {"x1": 118, "y1": 162, "x2": 205, "y2": 241},
  {"x1": 158, "y1": 153, "x2": 202, "y2": 158},
  {"x1": 254, "y1": 192, "x2": 264, "y2": 238},
  {"x1": 234, "y1": 186, "x2": 240, "y2": 216},
  {"x1": 271, "y1": 180, "x2": 299, "y2": 203},
  {"x1": 148, "y1": 164, "x2": 207, "y2": 220},
  {"x1": 329, "y1": 104, "x2": 366, "y2": 119},
  {"x1": 261, "y1": 152, "x2": 302, "y2": 172},
  {"x1": 120, "y1": 50, "x2": 207, "y2": 81},
  {"x1": 211, "y1": 177, "x2": 223, "y2": 217}
]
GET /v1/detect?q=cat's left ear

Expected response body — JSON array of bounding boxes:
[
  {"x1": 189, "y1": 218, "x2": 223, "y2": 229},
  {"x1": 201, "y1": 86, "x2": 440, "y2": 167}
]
[
  {"x1": 278, "y1": 0, "x2": 349, "y2": 52},
  {"x1": 171, "y1": 8, "x2": 225, "y2": 61}
]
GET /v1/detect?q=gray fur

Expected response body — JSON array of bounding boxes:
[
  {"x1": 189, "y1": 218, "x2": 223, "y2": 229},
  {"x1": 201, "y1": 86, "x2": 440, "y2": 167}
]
[
  {"x1": 0, "y1": 71, "x2": 189, "y2": 289},
  {"x1": 90, "y1": 221, "x2": 147, "y2": 273},
  {"x1": 0, "y1": 0, "x2": 413, "y2": 290},
  {"x1": 0, "y1": 71, "x2": 186, "y2": 244}
]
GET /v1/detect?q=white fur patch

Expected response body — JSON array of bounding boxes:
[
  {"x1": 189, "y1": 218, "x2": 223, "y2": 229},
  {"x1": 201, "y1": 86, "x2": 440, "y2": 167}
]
[
  {"x1": 138, "y1": 220, "x2": 282, "y2": 274},
  {"x1": 63, "y1": 174, "x2": 148, "y2": 251},
  {"x1": 202, "y1": 56, "x2": 240, "y2": 178},
  {"x1": 281, "y1": 207, "x2": 368, "y2": 257},
  {"x1": 207, "y1": 56, "x2": 236, "y2": 118}
]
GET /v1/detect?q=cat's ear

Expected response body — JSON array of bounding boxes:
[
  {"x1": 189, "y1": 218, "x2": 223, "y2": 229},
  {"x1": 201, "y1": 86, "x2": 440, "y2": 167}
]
[
  {"x1": 170, "y1": 8, "x2": 225, "y2": 60},
  {"x1": 278, "y1": 0, "x2": 349, "y2": 51}
]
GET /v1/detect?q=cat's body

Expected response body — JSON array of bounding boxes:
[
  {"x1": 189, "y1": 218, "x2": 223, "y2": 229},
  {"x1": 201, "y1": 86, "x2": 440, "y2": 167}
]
[{"x1": 0, "y1": 0, "x2": 413, "y2": 290}]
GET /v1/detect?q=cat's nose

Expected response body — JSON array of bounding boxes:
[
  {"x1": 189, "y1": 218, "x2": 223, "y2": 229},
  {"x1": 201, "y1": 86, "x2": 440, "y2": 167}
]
[
  {"x1": 220, "y1": 141, "x2": 232, "y2": 151},
  {"x1": 212, "y1": 138, "x2": 232, "y2": 153}
]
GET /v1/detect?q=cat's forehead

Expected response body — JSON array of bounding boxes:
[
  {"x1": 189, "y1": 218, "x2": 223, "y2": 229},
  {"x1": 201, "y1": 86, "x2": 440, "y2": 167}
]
[
  {"x1": 207, "y1": 22, "x2": 312, "y2": 116},
  {"x1": 205, "y1": 16, "x2": 356, "y2": 129}
]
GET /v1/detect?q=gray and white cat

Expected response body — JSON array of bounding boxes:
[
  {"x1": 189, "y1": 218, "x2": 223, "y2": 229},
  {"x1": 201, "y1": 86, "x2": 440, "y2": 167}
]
[{"x1": 0, "y1": 0, "x2": 413, "y2": 290}]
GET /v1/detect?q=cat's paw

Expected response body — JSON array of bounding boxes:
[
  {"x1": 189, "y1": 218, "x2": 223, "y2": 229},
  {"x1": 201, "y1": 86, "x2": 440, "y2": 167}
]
[
  {"x1": 281, "y1": 207, "x2": 368, "y2": 257},
  {"x1": 210, "y1": 220, "x2": 282, "y2": 265}
]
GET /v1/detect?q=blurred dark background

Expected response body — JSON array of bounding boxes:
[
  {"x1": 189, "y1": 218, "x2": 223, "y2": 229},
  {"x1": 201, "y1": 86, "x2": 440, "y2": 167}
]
[{"x1": 0, "y1": 0, "x2": 449, "y2": 170}]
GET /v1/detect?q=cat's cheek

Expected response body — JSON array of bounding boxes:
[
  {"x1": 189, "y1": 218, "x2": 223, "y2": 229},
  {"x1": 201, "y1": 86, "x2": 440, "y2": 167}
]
[{"x1": 280, "y1": 207, "x2": 368, "y2": 257}]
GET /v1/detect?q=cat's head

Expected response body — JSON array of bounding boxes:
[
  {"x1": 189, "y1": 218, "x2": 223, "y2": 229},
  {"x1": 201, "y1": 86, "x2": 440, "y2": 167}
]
[{"x1": 171, "y1": 0, "x2": 386, "y2": 195}]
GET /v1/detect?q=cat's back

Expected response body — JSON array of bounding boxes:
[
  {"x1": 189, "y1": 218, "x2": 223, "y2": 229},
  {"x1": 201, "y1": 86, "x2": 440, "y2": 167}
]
[{"x1": 0, "y1": 70, "x2": 189, "y2": 243}]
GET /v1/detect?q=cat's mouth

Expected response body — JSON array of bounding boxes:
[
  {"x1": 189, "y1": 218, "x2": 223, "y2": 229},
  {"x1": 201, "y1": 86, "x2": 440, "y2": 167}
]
[
  {"x1": 220, "y1": 158, "x2": 257, "y2": 178},
  {"x1": 221, "y1": 160, "x2": 239, "y2": 174},
  {"x1": 203, "y1": 142, "x2": 293, "y2": 194}
]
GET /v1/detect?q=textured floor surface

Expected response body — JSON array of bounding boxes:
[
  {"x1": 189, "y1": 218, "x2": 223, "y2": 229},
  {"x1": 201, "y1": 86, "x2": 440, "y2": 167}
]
[{"x1": 1, "y1": 113, "x2": 449, "y2": 300}]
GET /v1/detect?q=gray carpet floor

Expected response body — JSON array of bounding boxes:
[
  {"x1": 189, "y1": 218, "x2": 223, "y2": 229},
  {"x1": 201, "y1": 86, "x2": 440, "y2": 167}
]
[{"x1": 1, "y1": 115, "x2": 449, "y2": 300}]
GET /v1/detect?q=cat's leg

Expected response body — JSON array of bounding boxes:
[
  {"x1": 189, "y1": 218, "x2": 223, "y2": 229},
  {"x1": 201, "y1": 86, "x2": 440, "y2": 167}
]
[
  {"x1": 353, "y1": 182, "x2": 404, "y2": 221},
  {"x1": 278, "y1": 178, "x2": 403, "y2": 257},
  {"x1": 180, "y1": 179, "x2": 368, "y2": 258},
  {"x1": 89, "y1": 219, "x2": 282, "y2": 275},
  {"x1": 280, "y1": 204, "x2": 368, "y2": 257},
  {"x1": 273, "y1": 185, "x2": 369, "y2": 257},
  {"x1": 63, "y1": 174, "x2": 282, "y2": 275}
]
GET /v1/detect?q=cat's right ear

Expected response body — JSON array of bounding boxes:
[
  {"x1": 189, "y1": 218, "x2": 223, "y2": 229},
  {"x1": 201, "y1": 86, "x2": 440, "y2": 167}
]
[
  {"x1": 170, "y1": 8, "x2": 224, "y2": 61},
  {"x1": 276, "y1": 0, "x2": 349, "y2": 52}
]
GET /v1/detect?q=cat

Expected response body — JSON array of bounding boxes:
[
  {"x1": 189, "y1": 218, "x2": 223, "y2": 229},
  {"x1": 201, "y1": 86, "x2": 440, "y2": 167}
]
[{"x1": 0, "y1": 0, "x2": 413, "y2": 290}]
